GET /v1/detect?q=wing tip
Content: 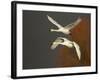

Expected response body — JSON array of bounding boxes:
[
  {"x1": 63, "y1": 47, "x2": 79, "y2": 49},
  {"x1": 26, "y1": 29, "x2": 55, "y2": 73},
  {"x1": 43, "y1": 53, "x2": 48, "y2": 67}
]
[
  {"x1": 47, "y1": 15, "x2": 51, "y2": 19},
  {"x1": 73, "y1": 42, "x2": 81, "y2": 60}
]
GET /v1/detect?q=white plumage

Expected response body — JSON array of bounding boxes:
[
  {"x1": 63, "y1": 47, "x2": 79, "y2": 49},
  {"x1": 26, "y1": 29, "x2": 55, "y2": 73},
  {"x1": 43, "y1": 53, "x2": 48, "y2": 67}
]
[
  {"x1": 51, "y1": 37, "x2": 81, "y2": 60},
  {"x1": 47, "y1": 15, "x2": 82, "y2": 35}
]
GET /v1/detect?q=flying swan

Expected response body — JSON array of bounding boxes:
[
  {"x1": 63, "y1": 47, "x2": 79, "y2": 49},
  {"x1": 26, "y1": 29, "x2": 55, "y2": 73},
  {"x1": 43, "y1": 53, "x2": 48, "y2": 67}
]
[
  {"x1": 47, "y1": 15, "x2": 82, "y2": 35},
  {"x1": 51, "y1": 37, "x2": 81, "y2": 60}
]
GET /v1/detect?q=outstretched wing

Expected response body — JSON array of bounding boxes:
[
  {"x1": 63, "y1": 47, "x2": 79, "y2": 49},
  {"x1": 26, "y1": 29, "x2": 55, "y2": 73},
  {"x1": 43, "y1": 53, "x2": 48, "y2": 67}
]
[
  {"x1": 64, "y1": 17, "x2": 82, "y2": 30},
  {"x1": 73, "y1": 42, "x2": 81, "y2": 60},
  {"x1": 51, "y1": 38, "x2": 63, "y2": 50},
  {"x1": 51, "y1": 43, "x2": 59, "y2": 50},
  {"x1": 47, "y1": 15, "x2": 63, "y2": 29}
]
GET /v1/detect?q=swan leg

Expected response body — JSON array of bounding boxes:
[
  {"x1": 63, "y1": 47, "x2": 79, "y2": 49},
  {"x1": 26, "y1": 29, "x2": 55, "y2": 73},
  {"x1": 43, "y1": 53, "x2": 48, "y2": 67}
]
[{"x1": 73, "y1": 41, "x2": 81, "y2": 60}]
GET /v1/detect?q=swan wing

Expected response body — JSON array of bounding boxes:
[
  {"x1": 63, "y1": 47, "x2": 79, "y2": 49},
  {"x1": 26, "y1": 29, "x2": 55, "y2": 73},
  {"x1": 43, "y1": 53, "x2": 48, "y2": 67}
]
[
  {"x1": 47, "y1": 15, "x2": 63, "y2": 29},
  {"x1": 51, "y1": 43, "x2": 59, "y2": 50},
  {"x1": 51, "y1": 38, "x2": 63, "y2": 49},
  {"x1": 73, "y1": 42, "x2": 81, "y2": 60},
  {"x1": 64, "y1": 17, "x2": 82, "y2": 30}
]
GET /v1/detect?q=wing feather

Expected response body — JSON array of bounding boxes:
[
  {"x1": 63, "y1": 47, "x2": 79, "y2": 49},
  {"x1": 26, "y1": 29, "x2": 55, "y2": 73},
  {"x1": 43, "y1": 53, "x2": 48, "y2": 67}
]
[
  {"x1": 47, "y1": 15, "x2": 63, "y2": 29},
  {"x1": 73, "y1": 42, "x2": 81, "y2": 60},
  {"x1": 51, "y1": 43, "x2": 59, "y2": 49},
  {"x1": 65, "y1": 17, "x2": 82, "y2": 30},
  {"x1": 51, "y1": 38, "x2": 62, "y2": 49}
]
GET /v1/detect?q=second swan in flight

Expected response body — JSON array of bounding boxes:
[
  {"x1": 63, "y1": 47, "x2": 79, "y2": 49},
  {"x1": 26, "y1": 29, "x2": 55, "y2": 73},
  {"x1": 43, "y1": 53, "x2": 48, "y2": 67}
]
[{"x1": 51, "y1": 37, "x2": 81, "y2": 60}]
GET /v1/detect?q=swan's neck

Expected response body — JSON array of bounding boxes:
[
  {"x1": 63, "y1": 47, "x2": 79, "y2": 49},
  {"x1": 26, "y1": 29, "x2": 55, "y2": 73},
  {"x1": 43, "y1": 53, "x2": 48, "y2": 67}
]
[{"x1": 51, "y1": 29, "x2": 60, "y2": 32}]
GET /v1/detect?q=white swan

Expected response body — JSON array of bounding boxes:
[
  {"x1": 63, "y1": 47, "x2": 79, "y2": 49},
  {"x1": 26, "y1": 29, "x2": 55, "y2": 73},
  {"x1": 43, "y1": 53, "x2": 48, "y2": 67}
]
[
  {"x1": 51, "y1": 37, "x2": 81, "y2": 60},
  {"x1": 47, "y1": 15, "x2": 82, "y2": 35}
]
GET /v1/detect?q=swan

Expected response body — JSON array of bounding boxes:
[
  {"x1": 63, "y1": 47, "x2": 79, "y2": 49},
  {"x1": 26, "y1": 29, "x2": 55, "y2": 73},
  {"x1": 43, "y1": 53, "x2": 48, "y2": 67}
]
[
  {"x1": 51, "y1": 37, "x2": 81, "y2": 60},
  {"x1": 47, "y1": 15, "x2": 82, "y2": 35}
]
